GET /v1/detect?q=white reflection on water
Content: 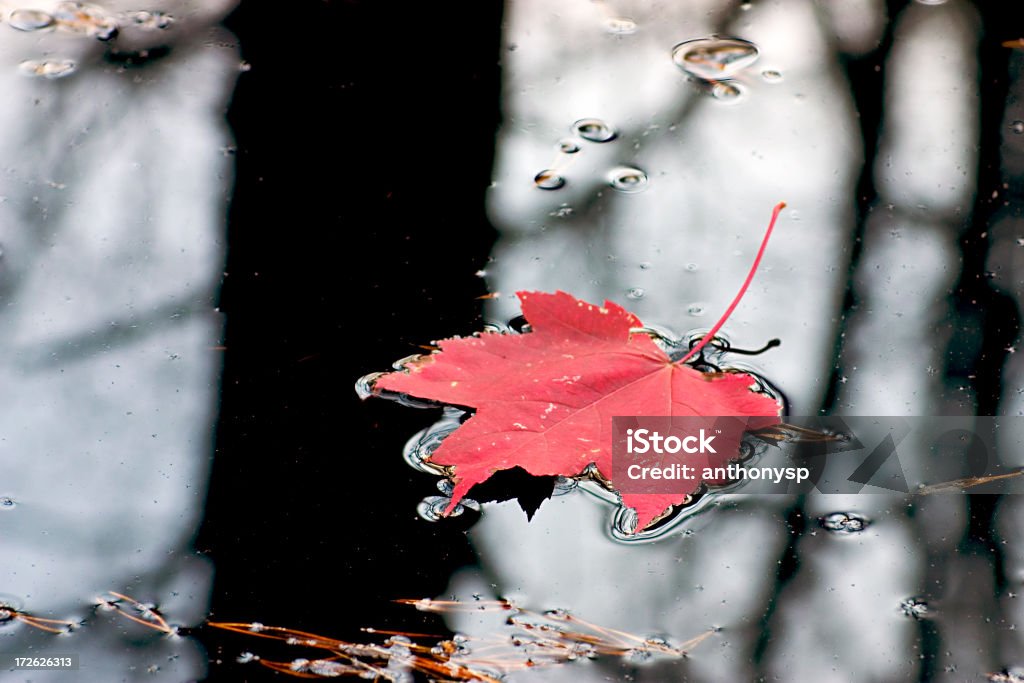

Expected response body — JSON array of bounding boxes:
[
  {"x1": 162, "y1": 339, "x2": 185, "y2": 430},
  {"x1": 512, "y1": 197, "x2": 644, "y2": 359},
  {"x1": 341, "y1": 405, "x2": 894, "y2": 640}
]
[
  {"x1": 0, "y1": 1, "x2": 237, "y2": 679},
  {"x1": 439, "y1": 1, "x2": 1018, "y2": 681}
]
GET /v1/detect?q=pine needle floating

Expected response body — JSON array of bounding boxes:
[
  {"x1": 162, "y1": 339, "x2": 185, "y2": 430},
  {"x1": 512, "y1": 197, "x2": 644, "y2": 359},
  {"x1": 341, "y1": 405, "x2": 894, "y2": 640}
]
[
  {"x1": 209, "y1": 598, "x2": 715, "y2": 680},
  {"x1": 0, "y1": 603, "x2": 79, "y2": 634},
  {"x1": 915, "y1": 468, "x2": 1024, "y2": 495},
  {"x1": 96, "y1": 591, "x2": 178, "y2": 635}
]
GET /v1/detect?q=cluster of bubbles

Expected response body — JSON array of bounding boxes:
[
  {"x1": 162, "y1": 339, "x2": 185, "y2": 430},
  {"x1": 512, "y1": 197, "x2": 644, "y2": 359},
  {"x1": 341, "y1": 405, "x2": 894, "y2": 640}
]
[
  {"x1": 818, "y1": 511, "x2": 870, "y2": 534},
  {"x1": 899, "y1": 597, "x2": 930, "y2": 620},
  {"x1": 3, "y1": 3, "x2": 176, "y2": 79},
  {"x1": 534, "y1": 118, "x2": 647, "y2": 194},
  {"x1": 533, "y1": 35, "x2": 780, "y2": 192}
]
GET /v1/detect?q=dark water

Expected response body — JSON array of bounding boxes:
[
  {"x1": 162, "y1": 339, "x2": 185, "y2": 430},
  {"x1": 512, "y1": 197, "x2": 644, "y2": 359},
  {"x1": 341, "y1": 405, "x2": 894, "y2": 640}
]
[{"x1": 3, "y1": 0, "x2": 1024, "y2": 681}]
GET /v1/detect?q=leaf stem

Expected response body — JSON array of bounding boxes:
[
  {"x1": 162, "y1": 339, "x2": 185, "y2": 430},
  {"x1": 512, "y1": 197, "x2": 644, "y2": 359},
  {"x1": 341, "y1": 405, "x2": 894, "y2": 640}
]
[{"x1": 677, "y1": 202, "x2": 786, "y2": 366}]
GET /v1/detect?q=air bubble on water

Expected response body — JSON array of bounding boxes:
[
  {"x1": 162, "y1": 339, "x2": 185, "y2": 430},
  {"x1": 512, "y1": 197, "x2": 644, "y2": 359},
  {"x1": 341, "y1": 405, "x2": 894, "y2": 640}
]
[
  {"x1": 671, "y1": 36, "x2": 759, "y2": 81},
  {"x1": 556, "y1": 139, "x2": 581, "y2": 154},
  {"x1": 608, "y1": 166, "x2": 648, "y2": 193},
  {"x1": 19, "y1": 60, "x2": 77, "y2": 79},
  {"x1": 549, "y1": 205, "x2": 574, "y2": 218},
  {"x1": 687, "y1": 303, "x2": 707, "y2": 317},
  {"x1": 416, "y1": 497, "x2": 448, "y2": 521},
  {"x1": 8, "y1": 9, "x2": 55, "y2": 31},
  {"x1": 130, "y1": 10, "x2": 174, "y2": 30},
  {"x1": 0, "y1": 497, "x2": 14, "y2": 510},
  {"x1": 819, "y1": 512, "x2": 869, "y2": 534},
  {"x1": 604, "y1": 17, "x2": 637, "y2": 34},
  {"x1": 626, "y1": 287, "x2": 645, "y2": 300},
  {"x1": 900, "y1": 598, "x2": 930, "y2": 620},
  {"x1": 639, "y1": 261, "x2": 651, "y2": 270},
  {"x1": 54, "y1": 2, "x2": 118, "y2": 40},
  {"x1": 236, "y1": 652, "x2": 259, "y2": 664},
  {"x1": 1011, "y1": 121, "x2": 1024, "y2": 135},
  {"x1": 534, "y1": 170, "x2": 566, "y2": 190},
  {"x1": 761, "y1": 69, "x2": 783, "y2": 82},
  {"x1": 685, "y1": 262, "x2": 698, "y2": 272},
  {"x1": 1017, "y1": 237, "x2": 1024, "y2": 247},
  {"x1": 573, "y1": 118, "x2": 617, "y2": 143},
  {"x1": 711, "y1": 81, "x2": 743, "y2": 102}
]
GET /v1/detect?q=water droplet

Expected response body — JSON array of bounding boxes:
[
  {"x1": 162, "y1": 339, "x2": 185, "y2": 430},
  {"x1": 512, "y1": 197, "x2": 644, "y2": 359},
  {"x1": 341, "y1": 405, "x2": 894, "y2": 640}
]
[
  {"x1": 534, "y1": 170, "x2": 566, "y2": 190},
  {"x1": 914, "y1": 0, "x2": 948, "y2": 5},
  {"x1": 0, "y1": 497, "x2": 14, "y2": 510},
  {"x1": 626, "y1": 287, "x2": 645, "y2": 300},
  {"x1": 608, "y1": 166, "x2": 648, "y2": 193},
  {"x1": 604, "y1": 17, "x2": 636, "y2": 34},
  {"x1": 19, "y1": 60, "x2": 77, "y2": 79},
  {"x1": 236, "y1": 652, "x2": 259, "y2": 664},
  {"x1": 1016, "y1": 237, "x2": 1024, "y2": 246},
  {"x1": 818, "y1": 512, "x2": 869, "y2": 534},
  {"x1": 711, "y1": 81, "x2": 743, "y2": 101},
  {"x1": 671, "y1": 36, "x2": 759, "y2": 81},
  {"x1": 556, "y1": 139, "x2": 580, "y2": 154},
  {"x1": 1011, "y1": 120, "x2": 1024, "y2": 135},
  {"x1": 573, "y1": 118, "x2": 617, "y2": 143},
  {"x1": 8, "y1": 9, "x2": 54, "y2": 31},
  {"x1": 685, "y1": 262, "x2": 699, "y2": 272},
  {"x1": 687, "y1": 303, "x2": 707, "y2": 317},
  {"x1": 761, "y1": 69, "x2": 783, "y2": 82},
  {"x1": 52, "y1": 2, "x2": 118, "y2": 40},
  {"x1": 130, "y1": 10, "x2": 174, "y2": 30},
  {"x1": 900, "y1": 598, "x2": 930, "y2": 619},
  {"x1": 549, "y1": 205, "x2": 574, "y2": 217},
  {"x1": 639, "y1": 261, "x2": 651, "y2": 270}
]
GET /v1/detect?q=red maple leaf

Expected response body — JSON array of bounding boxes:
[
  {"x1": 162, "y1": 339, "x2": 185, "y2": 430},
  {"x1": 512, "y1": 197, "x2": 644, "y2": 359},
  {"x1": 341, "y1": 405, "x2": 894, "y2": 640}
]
[{"x1": 374, "y1": 204, "x2": 786, "y2": 531}]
